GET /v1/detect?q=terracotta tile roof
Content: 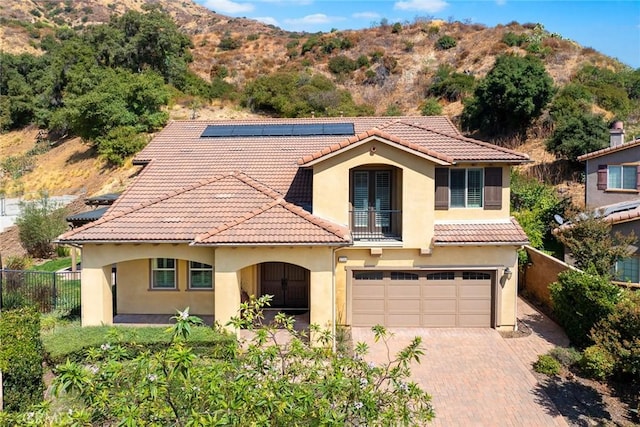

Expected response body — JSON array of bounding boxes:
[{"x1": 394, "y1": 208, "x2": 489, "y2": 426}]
[
  {"x1": 433, "y1": 218, "x2": 529, "y2": 246},
  {"x1": 297, "y1": 118, "x2": 529, "y2": 166},
  {"x1": 556, "y1": 201, "x2": 640, "y2": 232},
  {"x1": 578, "y1": 139, "x2": 640, "y2": 161},
  {"x1": 59, "y1": 171, "x2": 349, "y2": 244}
]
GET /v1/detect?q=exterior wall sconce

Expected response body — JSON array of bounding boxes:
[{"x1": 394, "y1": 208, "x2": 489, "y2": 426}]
[
  {"x1": 503, "y1": 267, "x2": 513, "y2": 281},
  {"x1": 338, "y1": 256, "x2": 348, "y2": 263}
]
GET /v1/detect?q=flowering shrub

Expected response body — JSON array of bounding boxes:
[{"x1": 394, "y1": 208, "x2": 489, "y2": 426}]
[{"x1": 4, "y1": 296, "x2": 434, "y2": 425}]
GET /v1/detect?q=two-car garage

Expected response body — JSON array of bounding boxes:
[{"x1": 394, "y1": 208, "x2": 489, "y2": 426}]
[{"x1": 350, "y1": 270, "x2": 495, "y2": 328}]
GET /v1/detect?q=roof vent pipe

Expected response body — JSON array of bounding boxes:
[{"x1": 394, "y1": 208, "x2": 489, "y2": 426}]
[{"x1": 610, "y1": 121, "x2": 625, "y2": 147}]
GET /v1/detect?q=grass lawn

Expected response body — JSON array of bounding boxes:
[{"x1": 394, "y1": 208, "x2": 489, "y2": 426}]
[
  {"x1": 30, "y1": 257, "x2": 73, "y2": 272},
  {"x1": 42, "y1": 322, "x2": 237, "y2": 365}
]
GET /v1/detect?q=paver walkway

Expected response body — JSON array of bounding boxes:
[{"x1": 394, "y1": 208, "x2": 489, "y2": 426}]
[{"x1": 351, "y1": 296, "x2": 569, "y2": 426}]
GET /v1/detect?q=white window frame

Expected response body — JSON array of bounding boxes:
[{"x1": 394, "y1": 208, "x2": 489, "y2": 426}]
[
  {"x1": 607, "y1": 165, "x2": 637, "y2": 190},
  {"x1": 450, "y1": 168, "x2": 484, "y2": 208},
  {"x1": 188, "y1": 261, "x2": 214, "y2": 290},
  {"x1": 151, "y1": 258, "x2": 177, "y2": 289}
]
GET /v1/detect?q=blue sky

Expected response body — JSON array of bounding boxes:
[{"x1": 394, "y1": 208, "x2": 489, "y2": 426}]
[{"x1": 195, "y1": 0, "x2": 640, "y2": 68}]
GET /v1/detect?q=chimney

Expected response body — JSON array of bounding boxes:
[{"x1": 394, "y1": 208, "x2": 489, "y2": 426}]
[{"x1": 610, "y1": 121, "x2": 625, "y2": 147}]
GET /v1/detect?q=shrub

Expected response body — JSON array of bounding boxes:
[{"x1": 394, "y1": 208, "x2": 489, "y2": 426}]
[
  {"x1": 0, "y1": 307, "x2": 45, "y2": 412},
  {"x1": 16, "y1": 193, "x2": 68, "y2": 258},
  {"x1": 391, "y1": 22, "x2": 402, "y2": 34},
  {"x1": 38, "y1": 301, "x2": 435, "y2": 425},
  {"x1": 580, "y1": 345, "x2": 615, "y2": 380},
  {"x1": 97, "y1": 125, "x2": 148, "y2": 166},
  {"x1": 533, "y1": 354, "x2": 561, "y2": 376},
  {"x1": 356, "y1": 54, "x2": 370, "y2": 68},
  {"x1": 590, "y1": 290, "x2": 640, "y2": 381},
  {"x1": 545, "y1": 112, "x2": 609, "y2": 162},
  {"x1": 328, "y1": 55, "x2": 357, "y2": 75},
  {"x1": 549, "y1": 269, "x2": 622, "y2": 348},
  {"x1": 549, "y1": 347, "x2": 582, "y2": 368},
  {"x1": 421, "y1": 98, "x2": 442, "y2": 115},
  {"x1": 427, "y1": 65, "x2": 476, "y2": 102},
  {"x1": 502, "y1": 31, "x2": 527, "y2": 47},
  {"x1": 218, "y1": 34, "x2": 242, "y2": 51},
  {"x1": 435, "y1": 35, "x2": 457, "y2": 50}
]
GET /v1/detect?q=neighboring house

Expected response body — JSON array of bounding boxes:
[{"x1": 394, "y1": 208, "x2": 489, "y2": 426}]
[
  {"x1": 578, "y1": 121, "x2": 640, "y2": 210},
  {"x1": 58, "y1": 117, "x2": 530, "y2": 332},
  {"x1": 577, "y1": 121, "x2": 640, "y2": 285}
]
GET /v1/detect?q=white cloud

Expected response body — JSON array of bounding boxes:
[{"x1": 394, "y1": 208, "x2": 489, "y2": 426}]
[
  {"x1": 284, "y1": 13, "x2": 346, "y2": 26},
  {"x1": 254, "y1": 16, "x2": 280, "y2": 26},
  {"x1": 353, "y1": 11, "x2": 381, "y2": 20},
  {"x1": 394, "y1": 0, "x2": 448, "y2": 13},
  {"x1": 202, "y1": 0, "x2": 255, "y2": 14}
]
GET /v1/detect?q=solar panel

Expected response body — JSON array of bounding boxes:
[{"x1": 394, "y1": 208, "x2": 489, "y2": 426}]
[{"x1": 201, "y1": 123, "x2": 355, "y2": 138}]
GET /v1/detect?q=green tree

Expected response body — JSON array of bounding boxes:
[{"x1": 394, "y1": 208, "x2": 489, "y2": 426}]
[
  {"x1": 462, "y1": 54, "x2": 554, "y2": 136},
  {"x1": 420, "y1": 98, "x2": 443, "y2": 115},
  {"x1": 427, "y1": 64, "x2": 476, "y2": 102},
  {"x1": 554, "y1": 211, "x2": 636, "y2": 277},
  {"x1": 16, "y1": 193, "x2": 68, "y2": 259},
  {"x1": 545, "y1": 112, "x2": 609, "y2": 162}
]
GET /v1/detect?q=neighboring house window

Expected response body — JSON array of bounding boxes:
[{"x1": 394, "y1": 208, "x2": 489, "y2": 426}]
[
  {"x1": 615, "y1": 257, "x2": 639, "y2": 283},
  {"x1": 151, "y1": 258, "x2": 176, "y2": 289},
  {"x1": 435, "y1": 167, "x2": 502, "y2": 210},
  {"x1": 189, "y1": 261, "x2": 214, "y2": 289},
  {"x1": 607, "y1": 165, "x2": 637, "y2": 190}
]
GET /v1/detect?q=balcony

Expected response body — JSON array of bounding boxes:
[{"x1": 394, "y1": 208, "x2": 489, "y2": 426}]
[{"x1": 349, "y1": 209, "x2": 402, "y2": 241}]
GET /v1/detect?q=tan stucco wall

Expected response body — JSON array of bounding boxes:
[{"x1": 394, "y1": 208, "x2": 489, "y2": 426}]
[
  {"x1": 334, "y1": 245, "x2": 519, "y2": 330},
  {"x1": 522, "y1": 245, "x2": 575, "y2": 311},
  {"x1": 80, "y1": 243, "x2": 214, "y2": 325},
  {"x1": 312, "y1": 141, "x2": 511, "y2": 249},
  {"x1": 213, "y1": 246, "x2": 335, "y2": 330},
  {"x1": 116, "y1": 259, "x2": 214, "y2": 316}
]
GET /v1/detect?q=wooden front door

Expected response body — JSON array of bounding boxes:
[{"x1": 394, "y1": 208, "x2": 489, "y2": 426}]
[{"x1": 260, "y1": 262, "x2": 309, "y2": 309}]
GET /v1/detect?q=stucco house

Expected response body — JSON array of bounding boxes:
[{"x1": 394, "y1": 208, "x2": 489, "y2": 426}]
[
  {"x1": 58, "y1": 116, "x2": 530, "y2": 332},
  {"x1": 577, "y1": 121, "x2": 640, "y2": 284}
]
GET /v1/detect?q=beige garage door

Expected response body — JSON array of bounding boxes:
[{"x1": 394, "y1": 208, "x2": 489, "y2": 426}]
[{"x1": 351, "y1": 270, "x2": 493, "y2": 327}]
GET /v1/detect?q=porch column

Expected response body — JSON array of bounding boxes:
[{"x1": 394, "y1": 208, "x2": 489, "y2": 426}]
[
  {"x1": 81, "y1": 265, "x2": 113, "y2": 326},
  {"x1": 309, "y1": 269, "x2": 333, "y2": 331},
  {"x1": 214, "y1": 270, "x2": 241, "y2": 331}
]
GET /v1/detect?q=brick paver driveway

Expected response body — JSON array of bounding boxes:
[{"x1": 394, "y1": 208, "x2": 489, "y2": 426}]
[{"x1": 351, "y1": 327, "x2": 568, "y2": 426}]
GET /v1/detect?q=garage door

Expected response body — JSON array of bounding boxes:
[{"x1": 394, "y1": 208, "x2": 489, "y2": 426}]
[{"x1": 351, "y1": 270, "x2": 493, "y2": 327}]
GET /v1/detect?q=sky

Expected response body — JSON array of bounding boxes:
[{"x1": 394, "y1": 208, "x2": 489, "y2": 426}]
[{"x1": 194, "y1": 0, "x2": 640, "y2": 69}]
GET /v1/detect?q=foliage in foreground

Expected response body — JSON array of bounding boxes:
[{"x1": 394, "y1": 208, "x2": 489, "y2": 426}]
[
  {"x1": 550, "y1": 269, "x2": 622, "y2": 349},
  {"x1": 5, "y1": 297, "x2": 434, "y2": 425},
  {"x1": 0, "y1": 307, "x2": 44, "y2": 412}
]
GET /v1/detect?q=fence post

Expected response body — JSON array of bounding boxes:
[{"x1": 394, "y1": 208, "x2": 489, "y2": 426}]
[{"x1": 52, "y1": 272, "x2": 57, "y2": 311}]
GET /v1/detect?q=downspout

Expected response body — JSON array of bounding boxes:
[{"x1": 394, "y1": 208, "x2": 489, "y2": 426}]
[{"x1": 332, "y1": 246, "x2": 350, "y2": 353}]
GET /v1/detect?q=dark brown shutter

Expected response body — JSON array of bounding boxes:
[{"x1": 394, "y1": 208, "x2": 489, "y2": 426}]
[
  {"x1": 435, "y1": 168, "x2": 449, "y2": 210},
  {"x1": 484, "y1": 167, "x2": 502, "y2": 210},
  {"x1": 597, "y1": 164, "x2": 607, "y2": 190},
  {"x1": 637, "y1": 166, "x2": 640, "y2": 191}
]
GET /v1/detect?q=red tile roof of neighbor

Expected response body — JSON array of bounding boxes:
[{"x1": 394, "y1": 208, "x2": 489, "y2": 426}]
[
  {"x1": 577, "y1": 138, "x2": 640, "y2": 161},
  {"x1": 59, "y1": 116, "x2": 530, "y2": 245},
  {"x1": 433, "y1": 219, "x2": 530, "y2": 246}
]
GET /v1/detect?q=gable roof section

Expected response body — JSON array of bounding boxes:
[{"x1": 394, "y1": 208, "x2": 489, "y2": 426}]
[
  {"x1": 433, "y1": 218, "x2": 529, "y2": 246},
  {"x1": 59, "y1": 171, "x2": 349, "y2": 245},
  {"x1": 578, "y1": 139, "x2": 640, "y2": 161},
  {"x1": 298, "y1": 119, "x2": 530, "y2": 166}
]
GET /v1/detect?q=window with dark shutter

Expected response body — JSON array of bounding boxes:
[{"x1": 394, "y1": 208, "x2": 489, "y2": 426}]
[
  {"x1": 484, "y1": 167, "x2": 502, "y2": 210},
  {"x1": 597, "y1": 164, "x2": 607, "y2": 190},
  {"x1": 435, "y1": 168, "x2": 449, "y2": 210}
]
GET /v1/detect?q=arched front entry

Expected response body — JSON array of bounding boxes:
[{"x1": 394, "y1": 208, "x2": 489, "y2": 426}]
[{"x1": 259, "y1": 262, "x2": 310, "y2": 311}]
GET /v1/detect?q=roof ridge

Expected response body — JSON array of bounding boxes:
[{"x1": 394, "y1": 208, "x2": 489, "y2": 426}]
[
  {"x1": 278, "y1": 200, "x2": 351, "y2": 241},
  {"x1": 578, "y1": 138, "x2": 640, "y2": 161},
  {"x1": 297, "y1": 126, "x2": 455, "y2": 165},
  {"x1": 232, "y1": 171, "x2": 283, "y2": 200},
  {"x1": 400, "y1": 121, "x2": 530, "y2": 160},
  {"x1": 59, "y1": 172, "x2": 231, "y2": 239},
  {"x1": 193, "y1": 199, "x2": 282, "y2": 242}
]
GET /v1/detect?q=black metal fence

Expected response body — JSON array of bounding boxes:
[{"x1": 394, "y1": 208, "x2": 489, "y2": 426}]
[{"x1": 0, "y1": 269, "x2": 81, "y2": 313}]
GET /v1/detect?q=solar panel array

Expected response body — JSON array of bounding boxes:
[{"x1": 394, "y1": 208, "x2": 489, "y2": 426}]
[{"x1": 201, "y1": 123, "x2": 355, "y2": 138}]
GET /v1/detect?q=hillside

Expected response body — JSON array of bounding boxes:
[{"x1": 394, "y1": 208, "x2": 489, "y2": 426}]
[{"x1": 1, "y1": 0, "x2": 636, "y2": 207}]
